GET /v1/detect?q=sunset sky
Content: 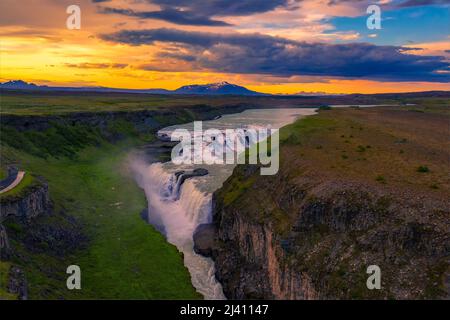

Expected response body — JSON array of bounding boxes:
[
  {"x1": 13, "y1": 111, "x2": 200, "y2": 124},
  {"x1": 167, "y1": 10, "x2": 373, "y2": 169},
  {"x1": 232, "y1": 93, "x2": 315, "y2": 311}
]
[{"x1": 1, "y1": 0, "x2": 449, "y2": 94}]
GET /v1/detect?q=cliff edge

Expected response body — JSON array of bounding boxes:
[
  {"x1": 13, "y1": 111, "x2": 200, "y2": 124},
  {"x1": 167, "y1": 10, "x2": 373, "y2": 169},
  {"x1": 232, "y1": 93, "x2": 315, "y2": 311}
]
[{"x1": 197, "y1": 105, "x2": 450, "y2": 299}]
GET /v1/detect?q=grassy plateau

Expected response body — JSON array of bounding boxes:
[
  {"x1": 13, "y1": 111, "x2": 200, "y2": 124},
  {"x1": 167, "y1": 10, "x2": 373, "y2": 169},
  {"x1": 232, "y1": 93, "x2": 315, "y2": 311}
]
[{"x1": 1, "y1": 91, "x2": 448, "y2": 299}]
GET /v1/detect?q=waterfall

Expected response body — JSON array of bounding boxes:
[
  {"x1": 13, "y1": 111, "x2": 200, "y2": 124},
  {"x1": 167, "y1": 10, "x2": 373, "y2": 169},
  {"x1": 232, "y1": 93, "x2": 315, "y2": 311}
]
[
  {"x1": 132, "y1": 161, "x2": 225, "y2": 299},
  {"x1": 132, "y1": 108, "x2": 319, "y2": 300}
]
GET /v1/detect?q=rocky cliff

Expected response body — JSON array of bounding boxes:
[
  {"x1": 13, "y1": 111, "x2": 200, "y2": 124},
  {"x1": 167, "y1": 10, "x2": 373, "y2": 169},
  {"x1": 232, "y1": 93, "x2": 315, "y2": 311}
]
[
  {"x1": 0, "y1": 101, "x2": 253, "y2": 299},
  {"x1": 0, "y1": 180, "x2": 51, "y2": 222},
  {"x1": 0, "y1": 103, "x2": 252, "y2": 132},
  {"x1": 0, "y1": 178, "x2": 53, "y2": 298},
  {"x1": 196, "y1": 107, "x2": 450, "y2": 300},
  {"x1": 0, "y1": 178, "x2": 51, "y2": 258},
  {"x1": 204, "y1": 165, "x2": 449, "y2": 300}
]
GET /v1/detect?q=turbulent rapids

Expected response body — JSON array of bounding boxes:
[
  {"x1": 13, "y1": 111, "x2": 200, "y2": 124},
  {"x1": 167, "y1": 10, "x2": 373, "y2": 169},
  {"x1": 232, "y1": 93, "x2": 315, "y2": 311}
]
[
  {"x1": 133, "y1": 162, "x2": 224, "y2": 299},
  {"x1": 131, "y1": 108, "x2": 318, "y2": 299}
]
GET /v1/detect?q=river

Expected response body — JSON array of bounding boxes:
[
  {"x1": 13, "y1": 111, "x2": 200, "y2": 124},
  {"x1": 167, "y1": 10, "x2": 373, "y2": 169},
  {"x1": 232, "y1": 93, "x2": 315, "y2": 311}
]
[{"x1": 130, "y1": 108, "x2": 319, "y2": 299}]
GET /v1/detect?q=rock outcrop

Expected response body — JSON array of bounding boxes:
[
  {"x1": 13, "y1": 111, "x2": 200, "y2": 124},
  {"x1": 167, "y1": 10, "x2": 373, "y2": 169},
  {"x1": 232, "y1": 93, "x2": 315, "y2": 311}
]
[
  {"x1": 193, "y1": 223, "x2": 218, "y2": 258},
  {"x1": 175, "y1": 168, "x2": 209, "y2": 187},
  {"x1": 0, "y1": 179, "x2": 51, "y2": 222},
  {"x1": 7, "y1": 266, "x2": 28, "y2": 300},
  {"x1": 0, "y1": 178, "x2": 51, "y2": 259},
  {"x1": 0, "y1": 104, "x2": 252, "y2": 133},
  {"x1": 0, "y1": 224, "x2": 10, "y2": 259},
  {"x1": 200, "y1": 164, "x2": 450, "y2": 300}
]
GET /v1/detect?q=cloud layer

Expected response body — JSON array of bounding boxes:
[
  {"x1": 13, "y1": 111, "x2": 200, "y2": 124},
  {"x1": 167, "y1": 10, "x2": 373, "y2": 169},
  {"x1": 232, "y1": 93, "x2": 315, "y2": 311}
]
[
  {"x1": 97, "y1": 0, "x2": 291, "y2": 26},
  {"x1": 101, "y1": 28, "x2": 450, "y2": 82},
  {"x1": 98, "y1": 6, "x2": 231, "y2": 26}
]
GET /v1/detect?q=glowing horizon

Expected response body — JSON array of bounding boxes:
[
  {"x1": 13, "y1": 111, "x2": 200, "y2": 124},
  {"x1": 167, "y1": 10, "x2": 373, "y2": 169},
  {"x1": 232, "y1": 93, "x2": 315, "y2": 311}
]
[{"x1": 1, "y1": 0, "x2": 449, "y2": 94}]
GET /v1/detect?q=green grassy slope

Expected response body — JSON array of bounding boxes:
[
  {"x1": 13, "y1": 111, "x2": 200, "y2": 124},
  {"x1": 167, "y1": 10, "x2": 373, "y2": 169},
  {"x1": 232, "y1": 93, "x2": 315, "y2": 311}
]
[
  {"x1": 0, "y1": 167, "x2": 7, "y2": 180},
  {"x1": 214, "y1": 98, "x2": 449, "y2": 299},
  {"x1": 0, "y1": 114, "x2": 201, "y2": 299},
  {"x1": 0, "y1": 92, "x2": 265, "y2": 116},
  {"x1": 221, "y1": 98, "x2": 450, "y2": 230},
  {"x1": 12, "y1": 145, "x2": 198, "y2": 299}
]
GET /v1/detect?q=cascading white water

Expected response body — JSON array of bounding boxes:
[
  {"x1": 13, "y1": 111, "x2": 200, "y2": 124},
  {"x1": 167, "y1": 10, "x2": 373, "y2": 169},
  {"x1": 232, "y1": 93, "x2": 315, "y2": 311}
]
[
  {"x1": 133, "y1": 161, "x2": 224, "y2": 299},
  {"x1": 132, "y1": 108, "x2": 323, "y2": 299}
]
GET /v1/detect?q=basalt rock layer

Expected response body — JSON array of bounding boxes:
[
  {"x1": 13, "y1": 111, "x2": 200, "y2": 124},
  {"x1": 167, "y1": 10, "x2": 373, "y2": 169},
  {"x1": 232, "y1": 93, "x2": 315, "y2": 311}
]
[
  {"x1": 206, "y1": 165, "x2": 449, "y2": 299},
  {"x1": 0, "y1": 180, "x2": 51, "y2": 222}
]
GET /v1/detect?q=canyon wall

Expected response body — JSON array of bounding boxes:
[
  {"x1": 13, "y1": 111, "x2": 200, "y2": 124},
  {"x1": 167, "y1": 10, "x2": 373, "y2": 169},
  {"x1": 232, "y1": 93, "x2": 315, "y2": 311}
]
[
  {"x1": 0, "y1": 180, "x2": 51, "y2": 222},
  {"x1": 201, "y1": 165, "x2": 450, "y2": 299},
  {"x1": 0, "y1": 104, "x2": 252, "y2": 132},
  {"x1": 0, "y1": 179, "x2": 51, "y2": 257}
]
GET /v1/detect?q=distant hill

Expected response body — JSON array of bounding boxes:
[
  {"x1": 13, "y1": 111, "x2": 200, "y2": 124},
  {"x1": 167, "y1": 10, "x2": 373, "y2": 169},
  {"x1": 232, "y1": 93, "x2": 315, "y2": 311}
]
[
  {"x1": 0, "y1": 80, "x2": 171, "y2": 94},
  {"x1": 294, "y1": 91, "x2": 346, "y2": 97},
  {"x1": 1, "y1": 80, "x2": 41, "y2": 90},
  {"x1": 174, "y1": 81, "x2": 263, "y2": 95},
  {"x1": 3, "y1": 80, "x2": 448, "y2": 98},
  {"x1": 0, "y1": 80, "x2": 264, "y2": 96}
]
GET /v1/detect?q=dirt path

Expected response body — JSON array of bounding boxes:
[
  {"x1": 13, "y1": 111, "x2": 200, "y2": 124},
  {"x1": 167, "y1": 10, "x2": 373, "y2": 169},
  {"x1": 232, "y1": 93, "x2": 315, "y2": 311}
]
[{"x1": 0, "y1": 171, "x2": 25, "y2": 194}]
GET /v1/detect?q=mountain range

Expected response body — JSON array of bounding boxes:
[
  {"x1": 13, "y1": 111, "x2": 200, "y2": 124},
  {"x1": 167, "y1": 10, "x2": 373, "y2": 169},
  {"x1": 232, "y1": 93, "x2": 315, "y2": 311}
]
[{"x1": 0, "y1": 80, "x2": 264, "y2": 96}]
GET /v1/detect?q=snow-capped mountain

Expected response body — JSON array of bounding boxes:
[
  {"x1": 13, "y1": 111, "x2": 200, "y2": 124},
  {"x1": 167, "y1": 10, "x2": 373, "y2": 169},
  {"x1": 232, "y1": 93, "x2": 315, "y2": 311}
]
[
  {"x1": 0, "y1": 80, "x2": 264, "y2": 96},
  {"x1": 0, "y1": 80, "x2": 42, "y2": 90},
  {"x1": 174, "y1": 81, "x2": 263, "y2": 95}
]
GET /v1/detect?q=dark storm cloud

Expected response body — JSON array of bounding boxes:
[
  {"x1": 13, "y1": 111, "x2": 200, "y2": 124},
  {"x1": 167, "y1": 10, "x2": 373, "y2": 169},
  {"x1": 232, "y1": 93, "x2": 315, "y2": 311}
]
[
  {"x1": 96, "y1": 0, "x2": 290, "y2": 26},
  {"x1": 328, "y1": 0, "x2": 449, "y2": 8},
  {"x1": 149, "y1": 0, "x2": 290, "y2": 17},
  {"x1": 100, "y1": 28, "x2": 450, "y2": 82},
  {"x1": 101, "y1": 28, "x2": 290, "y2": 47},
  {"x1": 98, "y1": 7, "x2": 231, "y2": 26},
  {"x1": 95, "y1": 0, "x2": 448, "y2": 26}
]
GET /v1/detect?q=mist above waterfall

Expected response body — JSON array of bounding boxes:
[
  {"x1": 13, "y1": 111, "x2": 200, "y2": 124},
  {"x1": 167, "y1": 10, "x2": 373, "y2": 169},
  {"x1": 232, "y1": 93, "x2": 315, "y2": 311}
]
[
  {"x1": 131, "y1": 159, "x2": 224, "y2": 299},
  {"x1": 130, "y1": 109, "x2": 317, "y2": 299}
]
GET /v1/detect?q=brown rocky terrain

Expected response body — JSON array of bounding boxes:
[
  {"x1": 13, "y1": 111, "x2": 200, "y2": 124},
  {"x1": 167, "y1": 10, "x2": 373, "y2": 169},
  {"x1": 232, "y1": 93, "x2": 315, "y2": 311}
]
[{"x1": 195, "y1": 101, "x2": 450, "y2": 299}]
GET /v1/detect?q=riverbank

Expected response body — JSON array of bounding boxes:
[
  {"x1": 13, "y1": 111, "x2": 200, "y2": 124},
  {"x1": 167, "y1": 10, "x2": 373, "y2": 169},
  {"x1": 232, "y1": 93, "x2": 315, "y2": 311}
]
[
  {"x1": 1, "y1": 138, "x2": 203, "y2": 299},
  {"x1": 132, "y1": 108, "x2": 318, "y2": 299},
  {"x1": 1, "y1": 92, "x2": 447, "y2": 299},
  {"x1": 208, "y1": 101, "x2": 450, "y2": 299},
  {"x1": 0, "y1": 98, "x2": 257, "y2": 299}
]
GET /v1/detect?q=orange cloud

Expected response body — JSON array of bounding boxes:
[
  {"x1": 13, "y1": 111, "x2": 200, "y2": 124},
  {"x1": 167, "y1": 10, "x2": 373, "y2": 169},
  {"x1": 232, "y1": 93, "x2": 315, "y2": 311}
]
[{"x1": 0, "y1": 0, "x2": 448, "y2": 94}]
